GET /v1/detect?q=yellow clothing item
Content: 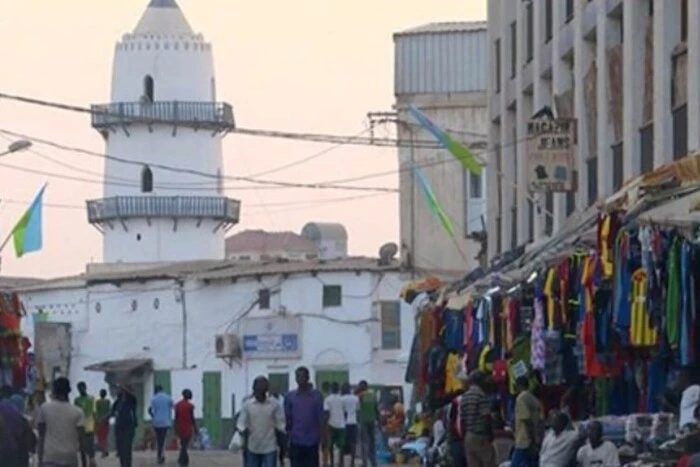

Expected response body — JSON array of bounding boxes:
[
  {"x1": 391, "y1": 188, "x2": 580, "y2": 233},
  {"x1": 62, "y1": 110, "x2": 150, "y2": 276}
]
[
  {"x1": 444, "y1": 353, "x2": 465, "y2": 393},
  {"x1": 514, "y1": 390, "x2": 542, "y2": 449},
  {"x1": 478, "y1": 345, "x2": 493, "y2": 373},
  {"x1": 601, "y1": 215, "x2": 613, "y2": 278},
  {"x1": 544, "y1": 268, "x2": 556, "y2": 330},
  {"x1": 630, "y1": 268, "x2": 657, "y2": 347}
]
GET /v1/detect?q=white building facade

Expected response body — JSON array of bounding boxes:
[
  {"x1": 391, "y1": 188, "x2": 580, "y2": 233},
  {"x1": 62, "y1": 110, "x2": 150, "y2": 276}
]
[
  {"x1": 394, "y1": 23, "x2": 490, "y2": 276},
  {"x1": 87, "y1": 0, "x2": 239, "y2": 263},
  {"x1": 487, "y1": 0, "x2": 695, "y2": 260},
  {"x1": 20, "y1": 258, "x2": 413, "y2": 446}
]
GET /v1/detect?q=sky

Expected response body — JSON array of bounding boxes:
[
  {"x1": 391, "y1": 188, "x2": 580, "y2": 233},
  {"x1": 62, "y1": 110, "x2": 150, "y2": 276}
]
[{"x1": 0, "y1": 0, "x2": 486, "y2": 278}]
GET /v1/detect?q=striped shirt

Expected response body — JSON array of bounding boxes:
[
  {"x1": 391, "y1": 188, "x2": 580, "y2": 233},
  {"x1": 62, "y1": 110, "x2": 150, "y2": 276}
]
[{"x1": 459, "y1": 386, "x2": 491, "y2": 436}]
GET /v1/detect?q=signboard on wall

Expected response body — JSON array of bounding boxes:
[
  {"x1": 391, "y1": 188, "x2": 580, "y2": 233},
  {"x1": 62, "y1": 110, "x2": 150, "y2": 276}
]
[
  {"x1": 240, "y1": 316, "x2": 302, "y2": 360},
  {"x1": 526, "y1": 118, "x2": 576, "y2": 192}
]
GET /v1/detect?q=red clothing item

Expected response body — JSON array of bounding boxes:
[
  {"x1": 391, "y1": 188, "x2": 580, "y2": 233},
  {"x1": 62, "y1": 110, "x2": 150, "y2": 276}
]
[{"x1": 174, "y1": 400, "x2": 195, "y2": 439}]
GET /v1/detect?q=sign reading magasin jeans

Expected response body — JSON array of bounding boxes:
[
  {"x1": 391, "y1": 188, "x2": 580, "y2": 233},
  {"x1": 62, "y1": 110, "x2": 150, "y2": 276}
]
[{"x1": 526, "y1": 118, "x2": 576, "y2": 192}]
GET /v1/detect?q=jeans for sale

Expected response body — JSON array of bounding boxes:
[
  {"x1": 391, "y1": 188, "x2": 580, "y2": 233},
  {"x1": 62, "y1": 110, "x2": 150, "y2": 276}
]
[{"x1": 246, "y1": 451, "x2": 277, "y2": 467}]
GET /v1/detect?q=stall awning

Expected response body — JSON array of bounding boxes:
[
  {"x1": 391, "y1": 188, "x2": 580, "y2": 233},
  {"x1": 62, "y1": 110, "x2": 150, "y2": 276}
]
[{"x1": 84, "y1": 358, "x2": 152, "y2": 374}]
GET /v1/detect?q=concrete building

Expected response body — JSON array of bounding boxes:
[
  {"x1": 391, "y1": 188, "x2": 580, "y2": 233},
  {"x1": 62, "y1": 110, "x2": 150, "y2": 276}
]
[
  {"x1": 87, "y1": 0, "x2": 239, "y2": 263},
  {"x1": 487, "y1": 0, "x2": 694, "y2": 259},
  {"x1": 394, "y1": 22, "x2": 490, "y2": 276},
  {"x1": 19, "y1": 256, "x2": 412, "y2": 447},
  {"x1": 225, "y1": 230, "x2": 319, "y2": 262}
]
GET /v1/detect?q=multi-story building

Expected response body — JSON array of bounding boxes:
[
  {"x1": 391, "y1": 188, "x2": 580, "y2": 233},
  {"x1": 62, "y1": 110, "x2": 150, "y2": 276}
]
[
  {"x1": 394, "y1": 22, "x2": 489, "y2": 276},
  {"x1": 487, "y1": 0, "x2": 695, "y2": 260}
]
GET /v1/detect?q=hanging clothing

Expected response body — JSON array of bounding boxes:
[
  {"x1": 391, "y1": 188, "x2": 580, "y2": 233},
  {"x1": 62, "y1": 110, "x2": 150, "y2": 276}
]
[
  {"x1": 666, "y1": 238, "x2": 681, "y2": 349},
  {"x1": 531, "y1": 297, "x2": 546, "y2": 371},
  {"x1": 544, "y1": 268, "x2": 557, "y2": 330},
  {"x1": 630, "y1": 268, "x2": 657, "y2": 347}
]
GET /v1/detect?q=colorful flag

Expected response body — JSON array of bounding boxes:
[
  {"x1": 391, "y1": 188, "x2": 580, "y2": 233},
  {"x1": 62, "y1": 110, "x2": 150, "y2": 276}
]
[
  {"x1": 12, "y1": 183, "x2": 47, "y2": 257},
  {"x1": 412, "y1": 165, "x2": 455, "y2": 237},
  {"x1": 408, "y1": 105, "x2": 483, "y2": 176}
]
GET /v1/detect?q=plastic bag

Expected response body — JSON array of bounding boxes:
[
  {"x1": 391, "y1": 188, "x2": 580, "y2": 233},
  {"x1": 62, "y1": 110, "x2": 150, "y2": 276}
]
[{"x1": 229, "y1": 431, "x2": 243, "y2": 452}]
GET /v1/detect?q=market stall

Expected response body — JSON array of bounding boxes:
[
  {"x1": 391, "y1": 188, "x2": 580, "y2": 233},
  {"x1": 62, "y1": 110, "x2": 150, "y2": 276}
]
[{"x1": 0, "y1": 290, "x2": 31, "y2": 391}]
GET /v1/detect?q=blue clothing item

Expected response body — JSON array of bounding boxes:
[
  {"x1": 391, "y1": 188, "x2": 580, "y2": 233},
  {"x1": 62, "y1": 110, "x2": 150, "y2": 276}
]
[
  {"x1": 442, "y1": 310, "x2": 464, "y2": 351},
  {"x1": 113, "y1": 393, "x2": 138, "y2": 428},
  {"x1": 150, "y1": 392, "x2": 174, "y2": 428},
  {"x1": 647, "y1": 357, "x2": 666, "y2": 413},
  {"x1": 246, "y1": 450, "x2": 277, "y2": 467},
  {"x1": 284, "y1": 389, "x2": 324, "y2": 447},
  {"x1": 510, "y1": 447, "x2": 538, "y2": 467}
]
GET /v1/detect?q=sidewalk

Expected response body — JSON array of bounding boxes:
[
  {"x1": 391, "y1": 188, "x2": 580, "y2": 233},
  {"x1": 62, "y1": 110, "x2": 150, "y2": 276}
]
[{"x1": 97, "y1": 450, "x2": 243, "y2": 467}]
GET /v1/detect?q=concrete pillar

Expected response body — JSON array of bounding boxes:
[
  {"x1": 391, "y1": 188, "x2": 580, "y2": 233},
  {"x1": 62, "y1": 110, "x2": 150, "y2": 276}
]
[
  {"x1": 515, "y1": 0, "x2": 529, "y2": 245},
  {"x1": 486, "y1": 0, "x2": 500, "y2": 260},
  {"x1": 653, "y1": 0, "x2": 681, "y2": 168},
  {"x1": 531, "y1": 0, "x2": 549, "y2": 240},
  {"x1": 551, "y1": 0, "x2": 570, "y2": 231},
  {"x1": 688, "y1": 0, "x2": 700, "y2": 152},
  {"x1": 499, "y1": 0, "x2": 516, "y2": 252},
  {"x1": 622, "y1": 0, "x2": 648, "y2": 179},
  {"x1": 573, "y1": 0, "x2": 594, "y2": 212}
]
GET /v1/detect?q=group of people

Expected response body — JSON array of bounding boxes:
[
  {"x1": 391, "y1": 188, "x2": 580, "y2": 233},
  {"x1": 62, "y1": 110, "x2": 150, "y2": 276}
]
[
  {"x1": 236, "y1": 366, "x2": 380, "y2": 467},
  {"x1": 450, "y1": 371, "x2": 621, "y2": 467}
]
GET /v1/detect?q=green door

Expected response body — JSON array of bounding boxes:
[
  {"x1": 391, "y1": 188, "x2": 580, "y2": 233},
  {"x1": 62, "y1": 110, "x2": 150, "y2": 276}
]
[
  {"x1": 315, "y1": 370, "x2": 349, "y2": 395},
  {"x1": 202, "y1": 372, "x2": 222, "y2": 447},
  {"x1": 153, "y1": 370, "x2": 172, "y2": 396},
  {"x1": 132, "y1": 382, "x2": 146, "y2": 444}
]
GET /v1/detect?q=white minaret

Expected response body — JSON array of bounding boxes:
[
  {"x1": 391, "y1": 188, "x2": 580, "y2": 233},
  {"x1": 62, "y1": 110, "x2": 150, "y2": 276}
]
[{"x1": 87, "y1": 0, "x2": 239, "y2": 263}]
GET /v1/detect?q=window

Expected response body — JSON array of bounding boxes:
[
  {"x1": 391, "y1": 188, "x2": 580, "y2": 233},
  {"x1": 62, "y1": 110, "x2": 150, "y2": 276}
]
[
  {"x1": 496, "y1": 216, "x2": 502, "y2": 254},
  {"x1": 586, "y1": 157, "x2": 598, "y2": 206},
  {"x1": 322, "y1": 285, "x2": 342, "y2": 308},
  {"x1": 545, "y1": 0, "x2": 553, "y2": 42},
  {"x1": 640, "y1": 123, "x2": 654, "y2": 174},
  {"x1": 527, "y1": 196, "x2": 534, "y2": 242},
  {"x1": 380, "y1": 301, "x2": 401, "y2": 350},
  {"x1": 510, "y1": 21, "x2": 517, "y2": 78},
  {"x1": 566, "y1": 170, "x2": 577, "y2": 216},
  {"x1": 468, "y1": 172, "x2": 483, "y2": 199},
  {"x1": 544, "y1": 192, "x2": 554, "y2": 236},
  {"x1": 511, "y1": 206, "x2": 517, "y2": 249},
  {"x1": 258, "y1": 289, "x2": 270, "y2": 309},
  {"x1": 525, "y1": 2, "x2": 534, "y2": 63},
  {"x1": 673, "y1": 104, "x2": 688, "y2": 161},
  {"x1": 268, "y1": 373, "x2": 290, "y2": 395},
  {"x1": 494, "y1": 39, "x2": 502, "y2": 93},
  {"x1": 143, "y1": 75, "x2": 154, "y2": 102},
  {"x1": 612, "y1": 142, "x2": 624, "y2": 191},
  {"x1": 565, "y1": 0, "x2": 575, "y2": 22},
  {"x1": 141, "y1": 165, "x2": 153, "y2": 193}
]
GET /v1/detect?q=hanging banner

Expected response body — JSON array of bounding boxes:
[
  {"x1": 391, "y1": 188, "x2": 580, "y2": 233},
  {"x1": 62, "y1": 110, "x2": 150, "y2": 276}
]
[{"x1": 526, "y1": 118, "x2": 576, "y2": 192}]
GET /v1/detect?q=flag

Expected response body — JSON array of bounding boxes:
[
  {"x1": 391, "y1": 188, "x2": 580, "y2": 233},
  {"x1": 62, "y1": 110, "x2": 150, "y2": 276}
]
[
  {"x1": 412, "y1": 165, "x2": 455, "y2": 237},
  {"x1": 408, "y1": 105, "x2": 483, "y2": 176},
  {"x1": 11, "y1": 183, "x2": 47, "y2": 257}
]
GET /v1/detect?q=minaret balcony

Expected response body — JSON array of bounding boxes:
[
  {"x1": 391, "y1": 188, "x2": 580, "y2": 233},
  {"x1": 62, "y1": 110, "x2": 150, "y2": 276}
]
[
  {"x1": 91, "y1": 101, "x2": 235, "y2": 133},
  {"x1": 87, "y1": 195, "x2": 240, "y2": 229}
]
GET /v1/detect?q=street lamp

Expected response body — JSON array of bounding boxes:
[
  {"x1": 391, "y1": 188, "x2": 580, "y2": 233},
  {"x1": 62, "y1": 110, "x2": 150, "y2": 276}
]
[{"x1": 0, "y1": 139, "x2": 32, "y2": 157}]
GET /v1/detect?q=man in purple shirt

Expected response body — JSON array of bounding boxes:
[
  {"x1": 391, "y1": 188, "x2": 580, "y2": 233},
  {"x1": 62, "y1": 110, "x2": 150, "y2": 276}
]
[
  {"x1": 284, "y1": 366, "x2": 324, "y2": 467},
  {"x1": 0, "y1": 385, "x2": 34, "y2": 467}
]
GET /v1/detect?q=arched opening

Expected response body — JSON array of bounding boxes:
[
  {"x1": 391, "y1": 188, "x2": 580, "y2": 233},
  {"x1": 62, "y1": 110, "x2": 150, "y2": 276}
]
[
  {"x1": 143, "y1": 75, "x2": 154, "y2": 102},
  {"x1": 141, "y1": 165, "x2": 153, "y2": 193}
]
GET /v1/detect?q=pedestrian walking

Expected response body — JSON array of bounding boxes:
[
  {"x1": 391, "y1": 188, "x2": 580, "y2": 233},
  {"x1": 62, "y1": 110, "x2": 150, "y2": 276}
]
[
  {"x1": 284, "y1": 366, "x2": 324, "y2": 467},
  {"x1": 174, "y1": 389, "x2": 197, "y2": 466},
  {"x1": 341, "y1": 382, "x2": 359, "y2": 467},
  {"x1": 74, "y1": 381, "x2": 97, "y2": 467},
  {"x1": 324, "y1": 382, "x2": 346, "y2": 467},
  {"x1": 112, "y1": 384, "x2": 138, "y2": 467},
  {"x1": 95, "y1": 389, "x2": 111, "y2": 458},
  {"x1": 237, "y1": 376, "x2": 286, "y2": 467},
  {"x1": 37, "y1": 377, "x2": 96, "y2": 467},
  {"x1": 0, "y1": 385, "x2": 35, "y2": 467},
  {"x1": 460, "y1": 371, "x2": 496, "y2": 467},
  {"x1": 356, "y1": 381, "x2": 378, "y2": 467},
  {"x1": 149, "y1": 385, "x2": 174, "y2": 465}
]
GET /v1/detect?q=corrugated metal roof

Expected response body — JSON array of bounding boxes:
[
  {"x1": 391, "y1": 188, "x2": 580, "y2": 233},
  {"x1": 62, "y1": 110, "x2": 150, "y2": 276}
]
[
  {"x1": 18, "y1": 257, "x2": 401, "y2": 292},
  {"x1": 395, "y1": 21, "x2": 488, "y2": 36},
  {"x1": 394, "y1": 21, "x2": 488, "y2": 95}
]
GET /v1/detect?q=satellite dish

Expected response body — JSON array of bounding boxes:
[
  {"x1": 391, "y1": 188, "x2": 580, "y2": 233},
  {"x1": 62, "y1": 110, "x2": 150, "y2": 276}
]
[{"x1": 378, "y1": 242, "x2": 399, "y2": 265}]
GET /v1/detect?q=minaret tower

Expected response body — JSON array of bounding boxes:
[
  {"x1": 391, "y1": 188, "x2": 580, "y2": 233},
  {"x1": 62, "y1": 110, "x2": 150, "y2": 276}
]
[{"x1": 87, "y1": 0, "x2": 239, "y2": 263}]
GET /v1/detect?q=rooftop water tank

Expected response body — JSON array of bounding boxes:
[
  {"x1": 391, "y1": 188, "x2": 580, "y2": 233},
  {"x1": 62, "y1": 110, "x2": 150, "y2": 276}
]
[{"x1": 301, "y1": 223, "x2": 348, "y2": 260}]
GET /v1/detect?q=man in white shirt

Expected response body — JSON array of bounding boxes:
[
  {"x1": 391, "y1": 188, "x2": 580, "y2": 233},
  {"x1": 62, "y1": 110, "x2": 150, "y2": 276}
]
[
  {"x1": 324, "y1": 382, "x2": 347, "y2": 467},
  {"x1": 237, "y1": 376, "x2": 286, "y2": 467},
  {"x1": 539, "y1": 412, "x2": 582, "y2": 467},
  {"x1": 341, "y1": 383, "x2": 359, "y2": 467},
  {"x1": 576, "y1": 420, "x2": 620, "y2": 467},
  {"x1": 680, "y1": 382, "x2": 700, "y2": 429}
]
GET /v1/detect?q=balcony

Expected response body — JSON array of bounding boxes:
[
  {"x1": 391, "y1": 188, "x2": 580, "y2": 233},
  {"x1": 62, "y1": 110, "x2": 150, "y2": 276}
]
[
  {"x1": 87, "y1": 196, "x2": 240, "y2": 227},
  {"x1": 91, "y1": 101, "x2": 235, "y2": 133}
]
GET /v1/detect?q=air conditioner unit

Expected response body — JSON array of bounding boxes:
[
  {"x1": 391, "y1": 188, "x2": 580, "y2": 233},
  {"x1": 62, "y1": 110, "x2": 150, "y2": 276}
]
[{"x1": 215, "y1": 334, "x2": 242, "y2": 358}]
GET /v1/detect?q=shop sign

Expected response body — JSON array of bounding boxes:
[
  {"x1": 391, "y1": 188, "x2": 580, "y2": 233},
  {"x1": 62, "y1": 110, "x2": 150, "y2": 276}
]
[
  {"x1": 240, "y1": 316, "x2": 302, "y2": 360},
  {"x1": 526, "y1": 118, "x2": 576, "y2": 192}
]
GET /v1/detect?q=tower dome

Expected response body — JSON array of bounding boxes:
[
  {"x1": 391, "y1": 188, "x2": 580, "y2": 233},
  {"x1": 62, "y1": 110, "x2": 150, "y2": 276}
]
[{"x1": 87, "y1": 0, "x2": 240, "y2": 264}]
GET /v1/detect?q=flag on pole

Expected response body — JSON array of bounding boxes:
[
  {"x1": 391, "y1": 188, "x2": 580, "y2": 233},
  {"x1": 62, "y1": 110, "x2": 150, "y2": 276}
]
[
  {"x1": 408, "y1": 105, "x2": 483, "y2": 176},
  {"x1": 11, "y1": 183, "x2": 47, "y2": 258},
  {"x1": 412, "y1": 165, "x2": 455, "y2": 238}
]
